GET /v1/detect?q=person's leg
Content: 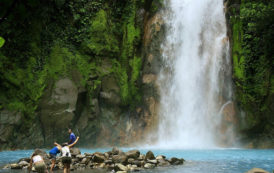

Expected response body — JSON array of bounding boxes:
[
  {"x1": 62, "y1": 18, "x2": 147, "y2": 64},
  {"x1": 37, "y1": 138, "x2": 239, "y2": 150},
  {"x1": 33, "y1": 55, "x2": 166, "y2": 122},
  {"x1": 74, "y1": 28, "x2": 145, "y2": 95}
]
[
  {"x1": 67, "y1": 164, "x2": 70, "y2": 173},
  {"x1": 63, "y1": 164, "x2": 67, "y2": 173},
  {"x1": 50, "y1": 159, "x2": 55, "y2": 172}
]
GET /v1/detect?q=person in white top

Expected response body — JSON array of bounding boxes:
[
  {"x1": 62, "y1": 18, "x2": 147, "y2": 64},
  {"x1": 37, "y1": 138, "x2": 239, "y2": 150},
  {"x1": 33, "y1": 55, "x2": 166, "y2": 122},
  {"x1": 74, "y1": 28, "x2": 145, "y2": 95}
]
[
  {"x1": 54, "y1": 136, "x2": 79, "y2": 173},
  {"x1": 28, "y1": 149, "x2": 49, "y2": 173}
]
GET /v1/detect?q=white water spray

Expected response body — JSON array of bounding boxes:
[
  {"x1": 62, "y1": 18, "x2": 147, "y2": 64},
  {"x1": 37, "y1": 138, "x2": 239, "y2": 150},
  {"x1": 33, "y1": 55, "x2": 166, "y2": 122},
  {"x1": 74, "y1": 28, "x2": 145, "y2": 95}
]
[{"x1": 156, "y1": 0, "x2": 233, "y2": 148}]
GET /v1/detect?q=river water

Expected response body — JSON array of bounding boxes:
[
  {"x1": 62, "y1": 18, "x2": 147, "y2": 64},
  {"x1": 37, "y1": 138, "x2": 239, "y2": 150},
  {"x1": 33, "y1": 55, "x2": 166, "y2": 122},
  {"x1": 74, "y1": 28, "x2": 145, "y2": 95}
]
[{"x1": 0, "y1": 148, "x2": 273, "y2": 173}]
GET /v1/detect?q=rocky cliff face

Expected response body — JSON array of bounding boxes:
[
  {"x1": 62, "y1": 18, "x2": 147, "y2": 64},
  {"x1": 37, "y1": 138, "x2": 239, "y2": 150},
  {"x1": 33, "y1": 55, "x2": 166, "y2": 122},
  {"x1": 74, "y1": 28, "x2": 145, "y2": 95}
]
[{"x1": 0, "y1": 0, "x2": 165, "y2": 150}]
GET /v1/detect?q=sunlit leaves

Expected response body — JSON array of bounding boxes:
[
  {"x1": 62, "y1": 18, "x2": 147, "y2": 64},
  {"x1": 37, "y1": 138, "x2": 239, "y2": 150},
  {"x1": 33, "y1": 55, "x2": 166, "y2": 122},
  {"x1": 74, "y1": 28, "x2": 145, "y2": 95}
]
[{"x1": 0, "y1": 37, "x2": 5, "y2": 48}]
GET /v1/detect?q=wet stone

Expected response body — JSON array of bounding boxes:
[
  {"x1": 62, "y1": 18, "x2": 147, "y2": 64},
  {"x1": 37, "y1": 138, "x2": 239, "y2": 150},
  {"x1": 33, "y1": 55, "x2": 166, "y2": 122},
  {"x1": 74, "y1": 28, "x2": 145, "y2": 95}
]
[
  {"x1": 145, "y1": 151, "x2": 155, "y2": 160},
  {"x1": 3, "y1": 147, "x2": 185, "y2": 172}
]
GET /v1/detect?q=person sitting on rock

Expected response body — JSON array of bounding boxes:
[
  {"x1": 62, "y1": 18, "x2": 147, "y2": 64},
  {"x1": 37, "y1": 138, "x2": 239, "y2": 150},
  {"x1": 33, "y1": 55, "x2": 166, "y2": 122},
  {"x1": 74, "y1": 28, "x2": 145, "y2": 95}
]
[
  {"x1": 68, "y1": 129, "x2": 76, "y2": 145},
  {"x1": 28, "y1": 149, "x2": 49, "y2": 173},
  {"x1": 55, "y1": 136, "x2": 79, "y2": 173}
]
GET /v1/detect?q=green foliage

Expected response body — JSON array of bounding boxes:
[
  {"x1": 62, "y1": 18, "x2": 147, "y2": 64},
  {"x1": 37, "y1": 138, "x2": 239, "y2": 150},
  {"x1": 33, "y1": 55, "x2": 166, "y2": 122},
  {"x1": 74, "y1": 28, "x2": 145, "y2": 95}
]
[
  {"x1": 112, "y1": 0, "x2": 142, "y2": 106},
  {"x1": 231, "y1": 16, "x2": 244, "y2": 80},
  {"x1": 47, "y1": 45, "x2": 69, "y2": 77},
  {"x1": 120, "y1": 1, "x2": 141, "y2": 66},
  {"x1": 0, "y1": 37, "x2": 5, "y2": 48},
  {"x1": 230, "y1": 1, "x2": 274, "y2": 132},
  {"x1": 129, "y1": 56, "x2": 142, "y2": 103},
  {"x1": 150, "y1": 0, "x2": 164, "y2": 14},
  {"x1": 113, "y1": 60, "x2": 129, "y2": 105},
  {"x1": 81, "y1": 9, "x2": 119, "y2": 56}
]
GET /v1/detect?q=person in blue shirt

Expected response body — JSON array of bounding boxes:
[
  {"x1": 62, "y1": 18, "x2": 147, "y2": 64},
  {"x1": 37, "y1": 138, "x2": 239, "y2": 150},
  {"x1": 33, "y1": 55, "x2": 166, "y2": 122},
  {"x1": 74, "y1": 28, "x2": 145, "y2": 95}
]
[
  {"x1": 49, "y1": 145, "x2": 60, "y2": 172},
  {"x1": 68, "y1": 129, "x2": 76, "y2": 145}
]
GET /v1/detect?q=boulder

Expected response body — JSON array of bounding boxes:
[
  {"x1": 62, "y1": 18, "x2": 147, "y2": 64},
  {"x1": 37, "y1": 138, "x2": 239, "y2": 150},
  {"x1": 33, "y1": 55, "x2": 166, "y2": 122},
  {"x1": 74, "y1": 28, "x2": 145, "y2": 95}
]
[
  {"x1": 147, "y1": 159, "x2": 157, "y2": 164},
  {"x1": 99, "y1": 163, "x2": 106, "y2": 168},
  {"x1": 115, "y1": 163, "x2": 128, "y2": 171},
  {"x1": 93, "y1": 153, "x2": 105, "y2": 163},
  {"x1": 76, "y1": 154, "x2": 85, "y2": 159},
  {"x1": 107, "y1": 163, "x2": 115, "y2": 170},
  {"x1": 138, "y1": 154, "x2": 145, "y2": 161},
  {"x1": 157, "y1": 159, "x2": 170, "y2": 167},
  {"x1": 145, "y1": 151, "x2": 155, "y2": 160},
  {"x1": 104, "y1": 152, "x2": 110, "y2": 159},
  {"x1": 112, "y1": 147, "x2": 121, "y2": 155},
  {"x1": 10, "y1": 164, "x2": 21, "y2": 169},
  {"x1": 127, "y1": 158, "x2": 134, "y2": 164},
  {"x1": 80, "y1": 158, "x2": 88, "y2": 164},
  {"x1": 132, "y1": 160, "x2": 144, "y2": 167},
  {"x1": 129, "y1": 165, "x2": 141, "y2": 172},
  {"x1": 72, "y1": 158, "x2": 78, "y2": 163},
  {"x1": 144, "y1": 163, "x2": 155, "y2": 169},
  {"x1": 170, "y1": 157, "x2": 185, "y2": 165},
  {"x1": 18, "y1": 158, "x2": 31, "y2": 163},
  {"x1": 70, "y1": 148, "x2": 81, "y2": 156},
  {"x1": 131, "y1": 160, "x2": 142, "y2": 167},
  {"x1": 104, "y1": 159, "x2": 113, "y2": 164},
  {"x1": 3, "y1": 164, "x2": 10, "y2": 169},
  {"x1": 112, "y1": 154, "x2": 128, "y2": 164},
  {"x1": 125, "y1": 150, "x2": 140, "y2": 159},
  {"x1": 116, "y1": 171, "x2": 127, "y2": 173},
  {"x1": 245, "y1": 168, "x2": 270, "y2": 173},
  {"x1": 57, "y1": 162, "x2": 63, "y2": 169},
  {"x1": 18, "y1": 161, "x2": 29, "y2": 167},
  {"x1": 156, "y1": 155, "x2": 166, "y2": 160},
  {"x1": 84, "y1": 152, "x2": 93, "y2": 157}
]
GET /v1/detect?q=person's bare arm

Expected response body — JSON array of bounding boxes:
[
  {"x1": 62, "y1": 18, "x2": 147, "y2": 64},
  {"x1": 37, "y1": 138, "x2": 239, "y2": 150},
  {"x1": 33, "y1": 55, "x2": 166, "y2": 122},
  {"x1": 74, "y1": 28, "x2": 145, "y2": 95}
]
[
  {"x1": 54, "y1": 142, "x2": 62, "y2": 150},
  {"x1": 68, "y1": 137, "x2": 79, "y2": 148},
  {"x1": 28, "y1": 156, "x2": 33, "y2": 173}
]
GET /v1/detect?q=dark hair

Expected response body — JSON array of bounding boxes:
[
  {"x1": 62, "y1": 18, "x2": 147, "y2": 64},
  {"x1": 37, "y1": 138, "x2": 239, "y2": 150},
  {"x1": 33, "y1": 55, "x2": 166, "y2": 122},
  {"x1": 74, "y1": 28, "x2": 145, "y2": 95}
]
[
  {"x1": 31, "y1": 149, "x2": 41, "y2": 157},
  {"x1": 62, "y1": 142, "x2": 68, "y2": 147}
]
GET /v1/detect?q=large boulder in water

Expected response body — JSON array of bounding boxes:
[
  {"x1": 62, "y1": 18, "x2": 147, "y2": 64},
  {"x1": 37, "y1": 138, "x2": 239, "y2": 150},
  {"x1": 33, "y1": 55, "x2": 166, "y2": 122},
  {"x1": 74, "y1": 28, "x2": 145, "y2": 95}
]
[
  {"x1": 112, "y1": 153, "x2": 128, "y2": 164},
  {"x1": 115, "y1": 163, "x2": 128, "y2": 172},
  {"x1": 145, "y1": 151, "x2": 155, "y2": 160},
  {"x1": 10, "y1": 163, "x2": 22, "y2": 169},
  {"x1": 144, "y1": 163, "x2": 155, "y2": 169},
  {"x1": 125, "y1": 150, "x2": 140, "y2": 159},
  {"x1": 170, "y1": 157, "x2": 185, "y2": 165},
  {"x1": 112, "y1": 147, "x2": 122, "y2": 155},
  {"x1": 93, "y1": 153, "x2": 105, "y2": 163},
  {"x1": 70, "y1": 148, "x2": 81, "y2": 156},
  {"x1": 18, "y1": 161, "x2": 29, "y2": 167},
  {"x1": 18, "y1": 158, "x2": 31, "y2": 163}
]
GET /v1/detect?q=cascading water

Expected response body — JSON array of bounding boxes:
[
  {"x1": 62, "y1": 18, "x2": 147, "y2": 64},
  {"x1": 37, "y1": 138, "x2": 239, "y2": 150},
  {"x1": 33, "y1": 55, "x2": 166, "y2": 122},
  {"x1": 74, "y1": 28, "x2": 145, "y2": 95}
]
[{"x1": 156, "y1": 0, "x2": 233, "y2": 148}]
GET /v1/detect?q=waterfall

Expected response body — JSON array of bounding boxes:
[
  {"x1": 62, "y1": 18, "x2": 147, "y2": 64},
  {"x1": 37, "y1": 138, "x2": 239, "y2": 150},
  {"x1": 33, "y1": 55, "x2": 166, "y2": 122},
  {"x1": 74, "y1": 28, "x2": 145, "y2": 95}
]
[{"x1": 156, "y1": 0, "x2": 233, "y2": 148}]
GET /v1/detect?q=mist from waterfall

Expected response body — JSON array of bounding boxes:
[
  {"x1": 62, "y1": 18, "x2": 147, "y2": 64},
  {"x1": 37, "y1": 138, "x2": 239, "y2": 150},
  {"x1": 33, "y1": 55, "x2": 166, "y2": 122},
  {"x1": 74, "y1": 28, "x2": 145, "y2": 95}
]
[{"x1": 156, "y1": 0, "x2": 233, "y2": 148}]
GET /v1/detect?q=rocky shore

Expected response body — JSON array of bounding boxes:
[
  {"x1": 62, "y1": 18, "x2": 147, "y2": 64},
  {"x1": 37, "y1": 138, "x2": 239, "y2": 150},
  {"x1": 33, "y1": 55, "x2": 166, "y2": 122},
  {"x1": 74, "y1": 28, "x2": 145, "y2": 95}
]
[{"x1": 3, "y1": 148, "x2": 185, "y2": 172}]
